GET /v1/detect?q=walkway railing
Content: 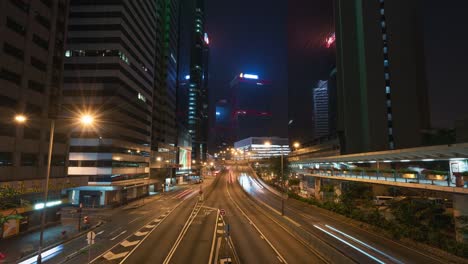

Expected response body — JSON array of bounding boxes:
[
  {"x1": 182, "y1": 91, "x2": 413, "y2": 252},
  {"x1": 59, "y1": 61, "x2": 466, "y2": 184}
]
[{"x1": 305, "y1": 170, "x2": 467, "y2": 188}]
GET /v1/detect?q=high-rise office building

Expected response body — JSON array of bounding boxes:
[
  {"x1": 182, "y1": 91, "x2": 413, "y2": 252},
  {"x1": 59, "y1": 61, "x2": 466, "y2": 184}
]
[
  {"x1": 63, "y1": 0, "x2": 157, "y2": 205},
  {"x1": 187, "y1": 0, "x2": 209, "y2": 162},
  {"x1": 0, "y1": 0, "x2": 78, "y2": 201},
  {"x1": 335, "y1": 0, "x2": 430, "y2": 154},
  {"x1": 231, "y1": 73, "x2": 272, "y2": 140},
  {"x1": 313, "y1": 80, "x2": 329, "y2": 139},
  {"x1": 150, "y1": 0, "x2": 181, "y2": 182},
  {"x1": 287, "y1": 0, "x2": 335, "y2": 146}
]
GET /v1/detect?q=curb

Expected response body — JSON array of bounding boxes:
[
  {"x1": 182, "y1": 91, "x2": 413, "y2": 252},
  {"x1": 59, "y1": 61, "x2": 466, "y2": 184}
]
[{"x1": 15, "y1": 221, "x2": 104, "y2": 263}]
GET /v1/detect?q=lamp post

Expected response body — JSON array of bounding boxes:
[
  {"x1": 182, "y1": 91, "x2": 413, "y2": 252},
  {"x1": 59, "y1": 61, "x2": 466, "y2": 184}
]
[{"x1": 15, "y1": 114, "x2": 95, "y2": 263}]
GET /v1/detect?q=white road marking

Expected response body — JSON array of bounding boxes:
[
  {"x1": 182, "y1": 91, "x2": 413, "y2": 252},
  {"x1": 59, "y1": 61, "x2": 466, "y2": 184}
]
[
  {"x1": 208, "y1": 210, "x2": 221, "y2": 264},
  {"x1": 145, "y1": 224, "x2": 156, "y2": 229},
  {"x1": 103, "y1": 251, "x2": 129, "y2": 260},
  {"x1": 96, "y1": 230, "x2": 105, "y2": 236},
  {"x1": 128, "y1": 217, "x2": 141, "y2": 224},
  {"x1": 134, "y1": 231, "x2": 149, "y2": 237},
  {"x1": 110, "y1": 230, "x2": 127, "y2": 241},
  {"x1": 120, "y1": 240, "x2": 140, "y2": 247}
]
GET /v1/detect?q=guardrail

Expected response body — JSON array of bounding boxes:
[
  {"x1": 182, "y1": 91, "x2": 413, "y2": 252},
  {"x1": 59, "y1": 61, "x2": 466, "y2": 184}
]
[{"x1": 306, "y1": 170, "x2": 467, "y2": 189}]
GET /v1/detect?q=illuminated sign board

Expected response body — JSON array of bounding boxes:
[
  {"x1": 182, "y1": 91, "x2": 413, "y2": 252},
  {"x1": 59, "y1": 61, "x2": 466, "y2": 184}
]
[{"x1": 239, "y1": 73, "x2": 259, "y2": 80}]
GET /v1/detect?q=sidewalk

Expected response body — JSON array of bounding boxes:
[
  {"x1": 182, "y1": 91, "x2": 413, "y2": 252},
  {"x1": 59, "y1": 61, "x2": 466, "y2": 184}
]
[
  {"x1": 0, "y1": 187, "x2": 182, "y2": 263},
  {"x1": 0, "y1": 223, "x2": 79, "y2": 263}
]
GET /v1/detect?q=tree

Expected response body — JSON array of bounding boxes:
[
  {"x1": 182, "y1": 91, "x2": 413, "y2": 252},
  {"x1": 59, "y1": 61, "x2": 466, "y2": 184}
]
[
  {"x1": 0, "y1": 186, "x2": 22, "y2": 210},
  {"x1": 267, "y1": 156, "x2": 291, "y2": 183}
]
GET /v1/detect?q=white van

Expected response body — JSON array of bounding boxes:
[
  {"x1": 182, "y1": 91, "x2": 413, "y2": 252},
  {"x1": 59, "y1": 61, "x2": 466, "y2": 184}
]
[{"x1": 373, "y1": 196, "x2": 394, "y2": 206}]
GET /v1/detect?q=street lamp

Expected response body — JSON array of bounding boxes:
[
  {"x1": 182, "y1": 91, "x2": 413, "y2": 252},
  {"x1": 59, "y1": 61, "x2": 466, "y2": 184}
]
[
  {"x1": 156, "y1": 157, "x2": 162, "y2": 162},
  {"x1": 14, "y1": 114, "x2": 27, "y2": 123},
  {"x1": 293, "y1": 142, "x2": 300, "y2": 149},
  {"x1": 15, "y1": 113, "x2": 95, "y2": 263},
  {"x1": 264, "y1": 140, "x2": 286, "y2": 216}
]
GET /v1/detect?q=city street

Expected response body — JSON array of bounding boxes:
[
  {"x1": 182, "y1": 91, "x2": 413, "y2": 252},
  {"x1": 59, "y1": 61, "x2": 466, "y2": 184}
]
[{"x1": 240, "y1": 166, "x2": 457, "y2": 264}]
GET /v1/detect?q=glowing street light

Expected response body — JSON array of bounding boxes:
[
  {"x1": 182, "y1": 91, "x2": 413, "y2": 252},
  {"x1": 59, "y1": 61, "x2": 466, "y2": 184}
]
[
  {"x1": 156, "y1": 157, "x2": 162, "y2": 162},
  {"x1": 293, "y1": 142, "x2": 300, "y2": 149},
  {"x1": 80, "y1": 114, "x2": 94, "y2": 126},
  {"x1": 264, "y1": 141, "x2": 271, "y2": 146},
  {"x1": 14, "y1": 114, "x2": 27, "y2": 123}
]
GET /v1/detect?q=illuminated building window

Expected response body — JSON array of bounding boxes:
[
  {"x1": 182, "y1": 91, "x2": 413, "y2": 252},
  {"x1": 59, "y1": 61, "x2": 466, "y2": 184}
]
[
  {"x1": 387, "y1": 100, "x2": 391, "y2": 107},
  {"x1": 387, "y1": 113, "x2": 392, "y2": 121},
  {"x1": 382, "y1": 34, "x2": 387, "y2": 41},
  {"x1": 65, "y1": 50, "x2": 71, "y2": 57},
  {"x1": 385, "y1": 73, "x2": 390, "y2": 80},
  {"x1": 388, "y1": 128, "x2": 393, "y2": 135},
  {"x1": 380, "y1": 9, "x2": 384, "y2": 15},
  {"x1": 383, "y1": 46, "x2": 388, "y2": 54},
  {"x1": 138, "y1": 93, "x2": 146, "y2": 102},
  {"x1": 385, "y1": 86, "x2": 390, "y2": 94},
  {"x1": 384, "y1": 59, "x2": 389, "y2": 67},
  {"x1": 381, "y1": 21, "x2": 386, "y2": 28}
]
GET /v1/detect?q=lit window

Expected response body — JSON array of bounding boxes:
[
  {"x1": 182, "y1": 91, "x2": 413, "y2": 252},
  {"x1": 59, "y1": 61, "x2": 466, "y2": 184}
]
[
  {"x1": 384, "y1": 59, "x2": 389, "y2": 67},
  {"x1": 382, "y1": 34, "x2": 387, "y2": 41},
  {"x1": 387, "y1": 100, "x2": 391, "y2": 107},
  {"x1": 189, "y1": 107, "x2": 194, "y2": 110},
  {"x1": 380, "y1": 9, "x2": 384, "y2": 15},
  {"x1": 381, "y1": 21, "x2": 386, "y2": 28},
  {"x1": 389, "y1": 141, "x2": 394, "y2": 149},
  {"x1": 383, "y1": 46, "x2": 388, "y2": 54},
  {"x1": 388, "y1": 128, "x2": 393, "y2": 135},
  {"x1": 385, "y1": 73, "x2": 390, "y2": 80},
  {"x1": 65, "y1": 50, "x2": 71, "y2": 57},
  {"x1": 387, "y1": 113, "x2": 392, "y2": 121},
  {"x1": 385, "y1": 86, "x2": 390, "y2": 94},
  {"x1": 138, "y1": 93, "x2": 146, "y2": 102}
]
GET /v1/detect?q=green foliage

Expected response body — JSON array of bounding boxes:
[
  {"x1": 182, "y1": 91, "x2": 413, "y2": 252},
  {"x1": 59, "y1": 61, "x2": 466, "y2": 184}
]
[
  {"x1": 266, "y1": 157, "x2": 291, "y2": 182},
  {"x1": 283, "y1": 183, "x2": 468, "y2": 258},
  {"x1": 0, "y1": 186, "x2": 22, "y2": 210},
  {"x1": 397, "y1": 169, "x2": 418, "y2": 174},
  {"x1": 288, "y1": 178, "x2": 300, "y2": 186}
]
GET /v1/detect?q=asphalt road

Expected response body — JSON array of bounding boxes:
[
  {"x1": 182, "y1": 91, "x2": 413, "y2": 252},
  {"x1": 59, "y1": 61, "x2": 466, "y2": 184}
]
[
  {"x1": 241, "y1": 166, "x2": 455, "y2": 264},
  {"x1": 23, "y1": 186, "x2": 200, "y2": 264},
  {"x1": 121, "y1": 168, "x2": 325, "y2": 264}
]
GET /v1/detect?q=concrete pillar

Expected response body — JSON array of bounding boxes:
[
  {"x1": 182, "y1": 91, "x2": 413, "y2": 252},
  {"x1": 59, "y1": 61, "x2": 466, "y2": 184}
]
[
  {"x1": 334, "y1": 182, "x2": 342, "y2": 203},
  {"x1": 314, "y1": 177, "x2": 321, "y2": 200},
  {"x1": 100, "y1": 191, "x2": 106, "y2": 206},
  {"x1": 453, "y1": 194, "x2": 468, "y2": 243}
]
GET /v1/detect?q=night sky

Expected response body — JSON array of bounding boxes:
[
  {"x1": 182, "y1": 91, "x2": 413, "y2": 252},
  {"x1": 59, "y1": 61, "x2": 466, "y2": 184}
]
[
  {"x1": 205, "y1": 0, "x2": 288, "y2": 138},
  {"x1": 205, "y1": 0, "x2": 468, "y2": 143}
]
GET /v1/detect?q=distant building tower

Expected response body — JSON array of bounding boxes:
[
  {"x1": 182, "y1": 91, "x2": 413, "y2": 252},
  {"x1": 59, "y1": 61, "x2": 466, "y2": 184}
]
[
  {"x1": 188, "y1": 0, "x2": 210, "y2": 162},
  {"x1": 230, "y1": 73, "x2": 272, "y2": 140},
  {"x1": 335, "y1": 0, "x2": 430, "y2": 154},
  {"x1": 313, "y1": 80, "x2": 329, "y2": 139}
]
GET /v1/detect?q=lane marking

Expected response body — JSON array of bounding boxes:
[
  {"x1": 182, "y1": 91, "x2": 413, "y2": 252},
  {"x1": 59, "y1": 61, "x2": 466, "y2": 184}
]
[
  {"x1": 226, "y1": 178, "x2": 288, "y2": 264},
  {"x1": 120, "y1": 240, "x2": 140, "y2": 247},
  {"x1": 162, "y1": 200, "x2": 204, "y2": 264},
  {"x1": 277, "y1": 256, "x2": 283, "y2": 263},
  {"x1": 128, "y1": 217, "x2": 141, "y2": 224},
  {"x1": 214, "y1": 237, "x2": 222, "y2": 264},
  {"x1": 103, "y1": 251, "x2": 129, "y2": 260},
  {"x1": 134, "y1": 231, "x2": 149, "y2": 237},
  {"x1": 208, "y1": 209, "x2": 221, "y2": 264},
  {"x1": 110, "y1": 230, "x2": 127, "y2": 241},
  {"x1": 314, "y1": 225, "x2": 385, "y2": 264}
]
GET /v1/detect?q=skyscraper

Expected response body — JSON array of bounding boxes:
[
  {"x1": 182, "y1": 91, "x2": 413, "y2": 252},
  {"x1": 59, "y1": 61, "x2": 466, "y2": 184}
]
[
  {"x1": 335, "y1": 0, "x2": 430, "y2": 154},
  {"x1": 187, "y1": 0, "x2": 210, "y2": 162},
  {"x1": 287, "y1": 0, "x2": 335, "y2": 146},
  {"x1": 63, "y1": 0, "x2": 157, "y2": 205},
  {"x1": 150, "y1": 0, "x2": 181, "y2": 181},
  {"x1": 231, "y1": 73, "x2": 272, "y2": 140},
  {"x1": 313, "y1": 80, "x2": 329, "y2": 139},
  {"x1": 0, "y1": 0, "x2": 77, "y2": 201}
]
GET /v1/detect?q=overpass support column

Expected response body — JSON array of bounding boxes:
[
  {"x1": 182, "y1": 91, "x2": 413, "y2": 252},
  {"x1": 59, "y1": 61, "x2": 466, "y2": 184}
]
[
  {"x1": 453, "y1": 194, "x2": 468, "y2": 243},
  {"x1": 314, "y1": 177, "x2": 321, "y2": 200},
  {"x1": 334, "y1": 182, "x2": 342, "y2": 203}
]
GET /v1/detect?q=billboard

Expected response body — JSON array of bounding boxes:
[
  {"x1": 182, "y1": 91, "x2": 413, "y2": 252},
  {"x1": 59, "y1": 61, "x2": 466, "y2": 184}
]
[{"x1": 179, "y1": 148, "x2": 191, "y2": 170}]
